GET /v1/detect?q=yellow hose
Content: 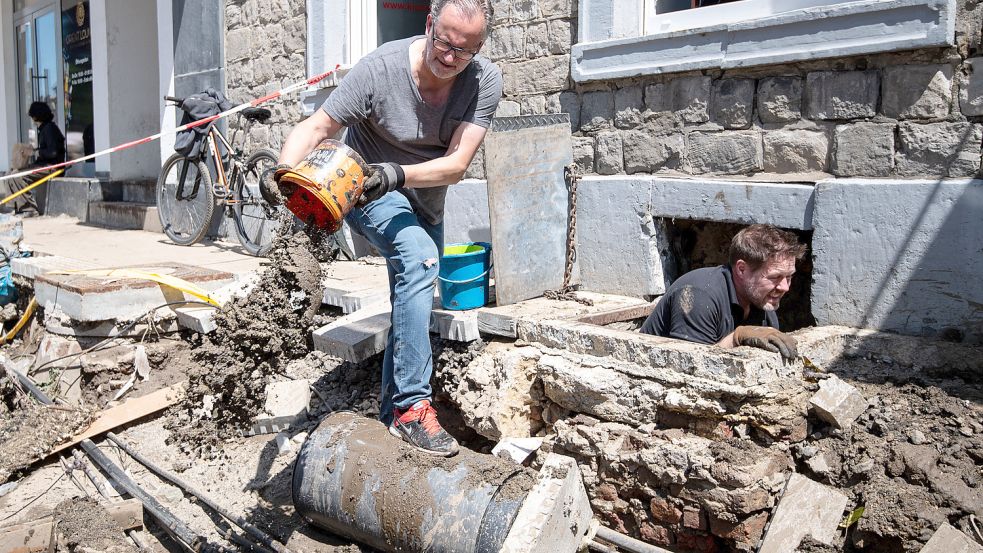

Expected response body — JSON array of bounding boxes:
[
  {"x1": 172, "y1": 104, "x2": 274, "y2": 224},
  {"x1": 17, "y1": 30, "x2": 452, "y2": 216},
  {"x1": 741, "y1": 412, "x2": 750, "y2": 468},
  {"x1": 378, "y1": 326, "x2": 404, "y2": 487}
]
[
  {"x1": 0, "y1": 296, "x2": 37, "y2": 345},
  {"x1": 0, "y1": 169, "x2": 64, "y2": 206}
]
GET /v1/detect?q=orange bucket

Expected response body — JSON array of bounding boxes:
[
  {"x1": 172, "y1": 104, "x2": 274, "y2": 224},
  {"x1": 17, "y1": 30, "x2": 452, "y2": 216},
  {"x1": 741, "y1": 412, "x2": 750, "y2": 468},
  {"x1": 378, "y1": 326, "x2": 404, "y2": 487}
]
[{"x1": 278, "y1": 139, "x2": 369, "y2": 232}]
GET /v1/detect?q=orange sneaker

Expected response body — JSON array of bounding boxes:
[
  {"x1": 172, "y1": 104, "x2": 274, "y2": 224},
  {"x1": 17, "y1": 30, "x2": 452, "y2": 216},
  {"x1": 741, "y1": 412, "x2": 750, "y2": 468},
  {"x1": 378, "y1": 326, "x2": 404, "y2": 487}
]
[{"x1": 389, "y1": 400, "x2": 460, "y2": 457}]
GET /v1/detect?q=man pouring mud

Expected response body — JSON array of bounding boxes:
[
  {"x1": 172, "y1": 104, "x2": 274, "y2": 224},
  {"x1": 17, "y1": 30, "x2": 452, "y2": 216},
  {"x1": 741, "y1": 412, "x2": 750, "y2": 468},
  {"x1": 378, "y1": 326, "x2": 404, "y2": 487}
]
[
  {"x1": 273, "y1": 0, "x2": 502, "y2": 456},
  {"x1": 640, "y1": 224, "x2": 806, "y2": 361}
]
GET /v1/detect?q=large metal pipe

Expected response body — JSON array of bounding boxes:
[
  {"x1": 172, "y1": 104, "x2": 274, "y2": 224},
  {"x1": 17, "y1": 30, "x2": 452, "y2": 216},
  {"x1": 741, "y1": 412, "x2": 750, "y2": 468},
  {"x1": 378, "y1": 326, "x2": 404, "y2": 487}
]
[{"x1": 292, "y1": 412, "x2": 535, "y2": 553}]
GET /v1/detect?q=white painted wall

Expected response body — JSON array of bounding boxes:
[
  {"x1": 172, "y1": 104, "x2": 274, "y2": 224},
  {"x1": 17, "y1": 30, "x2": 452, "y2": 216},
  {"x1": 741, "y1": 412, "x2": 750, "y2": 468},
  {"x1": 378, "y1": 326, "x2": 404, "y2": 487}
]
[
  {"x1": 90, "y1": 0, "x2": 109, "y2": 175},
  {"x1": 0, "y1": 2, "x2": 19, "y2": 171},
  {"x1": 102, "y1": 0, "x2": 160, "y2": 180},
  {"x1": 157, "y1": 0, "x2": 175, "y2": 164}
]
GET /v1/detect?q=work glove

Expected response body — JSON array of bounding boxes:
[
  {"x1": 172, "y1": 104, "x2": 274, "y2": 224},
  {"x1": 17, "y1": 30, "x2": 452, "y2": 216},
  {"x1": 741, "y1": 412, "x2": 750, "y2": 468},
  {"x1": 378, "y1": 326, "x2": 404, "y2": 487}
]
[
  {"x1": 259, "y1": 163, "x2": 293, "y2": 206},
  {"x1": 358, "y1": 162, "x2": 405, "y2": 206},
  {"x1": 733, "y1": 325, "x2": 798, "y2": 361}
]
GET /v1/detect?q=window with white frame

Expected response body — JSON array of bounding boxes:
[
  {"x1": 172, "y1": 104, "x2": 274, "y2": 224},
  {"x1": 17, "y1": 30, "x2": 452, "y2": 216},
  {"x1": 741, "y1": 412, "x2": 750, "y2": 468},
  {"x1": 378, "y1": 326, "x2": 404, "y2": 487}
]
[{"x1": 573, "y1": 0, "x2": 958, "y2": 83}]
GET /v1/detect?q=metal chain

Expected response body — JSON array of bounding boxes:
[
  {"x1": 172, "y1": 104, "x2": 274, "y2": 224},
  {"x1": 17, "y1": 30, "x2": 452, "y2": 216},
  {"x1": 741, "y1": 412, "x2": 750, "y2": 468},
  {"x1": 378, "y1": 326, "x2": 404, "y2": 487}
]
[{"x1": 544, "y1": 165, "x2": 593, "y2": 306}]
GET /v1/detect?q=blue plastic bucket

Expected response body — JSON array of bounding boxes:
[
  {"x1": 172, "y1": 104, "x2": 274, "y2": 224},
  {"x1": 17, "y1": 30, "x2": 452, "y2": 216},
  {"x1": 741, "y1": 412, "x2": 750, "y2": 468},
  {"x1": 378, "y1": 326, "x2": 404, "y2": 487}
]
[{"x1": 438, "y1": 242, "x2": 492, "y2": 310}]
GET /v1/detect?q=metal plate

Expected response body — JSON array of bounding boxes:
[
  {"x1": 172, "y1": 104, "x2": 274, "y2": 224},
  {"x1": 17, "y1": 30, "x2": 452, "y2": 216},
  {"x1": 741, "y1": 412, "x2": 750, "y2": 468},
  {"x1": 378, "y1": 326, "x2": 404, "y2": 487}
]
[{"x1": 485, "y1": 114, "x2": 573, "y2": 306}]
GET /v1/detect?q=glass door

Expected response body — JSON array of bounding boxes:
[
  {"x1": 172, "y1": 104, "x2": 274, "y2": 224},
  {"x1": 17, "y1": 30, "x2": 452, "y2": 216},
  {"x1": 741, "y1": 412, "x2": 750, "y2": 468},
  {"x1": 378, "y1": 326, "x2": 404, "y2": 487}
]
[{"x1": 15, "y1": 7, "x2": 60, "y2": 150}]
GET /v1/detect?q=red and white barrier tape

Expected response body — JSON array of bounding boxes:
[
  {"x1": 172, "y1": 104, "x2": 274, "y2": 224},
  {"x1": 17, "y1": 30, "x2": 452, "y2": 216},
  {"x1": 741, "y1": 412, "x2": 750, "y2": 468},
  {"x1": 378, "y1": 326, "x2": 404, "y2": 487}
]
[{"x1": 0, "y1": 66, "x2": 340, "y2": 183}]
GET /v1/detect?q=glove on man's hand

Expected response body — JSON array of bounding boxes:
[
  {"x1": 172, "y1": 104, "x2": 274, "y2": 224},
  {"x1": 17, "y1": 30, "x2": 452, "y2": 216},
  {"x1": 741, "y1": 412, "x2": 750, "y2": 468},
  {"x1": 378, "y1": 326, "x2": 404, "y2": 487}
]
[
  {"x1": 259, "y1": 163, "x2": 293, "y2": 206},
  {"x1": 358, "y1": 162, "x2": 405, "y2": 206},
  {"x1": 733, "y1": 325, "x2": 799, "y2": 361}
]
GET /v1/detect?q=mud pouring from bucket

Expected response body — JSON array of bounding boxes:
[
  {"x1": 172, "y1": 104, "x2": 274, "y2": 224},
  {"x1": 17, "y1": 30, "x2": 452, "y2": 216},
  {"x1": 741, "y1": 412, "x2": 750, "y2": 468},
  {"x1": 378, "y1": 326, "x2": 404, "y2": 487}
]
[{"x1": 277, "y1": 139, "x2": 369, "y2": 232}]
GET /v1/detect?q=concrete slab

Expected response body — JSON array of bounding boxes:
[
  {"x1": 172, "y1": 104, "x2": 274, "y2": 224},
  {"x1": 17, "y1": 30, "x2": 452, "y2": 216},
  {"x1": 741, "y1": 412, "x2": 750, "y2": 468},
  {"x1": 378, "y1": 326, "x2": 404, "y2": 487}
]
[
  {"x1": 477, "y1": 292, "x2": 652, "y2": 338},
  {"x1": 34, "y1": 263, "x2": 235, "y2": 322},
  {"x1": 173, "y1": 273, "x2": 260, "y2": 334},
  {"x1": 501, "y1": 453, "x2": 595, "y2": 553},
  {"x1": 430, "y1": 306, "x2": 480, "y2": 341},
  {"x1": 809, "y1": 375, "x2": 867, "y2": 429},
  {"x1": 812, "y1": 178, "x2": 983, "y2": 344},
  {"x1": 87, "y1": 201, "x2": 157, "y2": 231},
  {"x1": 264, "y1": 379, "x2": 311, "y2": 418},
  {"x1": 919, "y1": 523, "x2": 983, "y2": 553},
  {"x1": 311, "y1": 303, "x2": 392, "y2": 362},
  {"x1": 321, "y1": 259, "x2": 390, "y2": 312},
  {"x1": 42, "y1": 177, "x2": 102, "y2": 220},
  {"x1": 11, "y1": 255, "x2": 100, "y2": 281},
  {"x1": 758, "y1": 473, "x2": 848, "y2": 553}
]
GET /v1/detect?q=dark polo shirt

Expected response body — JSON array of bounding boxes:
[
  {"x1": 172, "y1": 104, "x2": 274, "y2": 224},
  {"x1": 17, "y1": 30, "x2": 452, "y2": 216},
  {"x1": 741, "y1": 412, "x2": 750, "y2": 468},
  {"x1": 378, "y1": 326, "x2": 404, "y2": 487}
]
[{"x1": 640, "y1": 265, "x2": 778, "y2": 344}]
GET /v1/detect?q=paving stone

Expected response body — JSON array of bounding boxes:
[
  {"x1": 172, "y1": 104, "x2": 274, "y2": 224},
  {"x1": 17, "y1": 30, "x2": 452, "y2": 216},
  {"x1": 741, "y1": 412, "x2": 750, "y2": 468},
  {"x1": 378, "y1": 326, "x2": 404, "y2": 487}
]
[
  {"x1": 264, "y1": 379, "x2": 311, "y2": 418},
  {"x1": 712, "y1": 78, "x2": 755, "y2": 129},
  {"x1": 321, "y1": 260, "x2": 390, "y2": 312},
  {"x1": 758, "y1": 76, "x2": 802, "y2": 124},
  {"x1": 500, "y1": 454, "x2": 594, "y2": 553},
  {"x1": 805, "y1": 70, "x2": 879, "y2": 120},
  {"x1": 896, "y1": 121, "x2": 983, "y2": 177},
  {"x1": 919, "y1": 523, "x2": 983, "y2": 553},
  {"x1": 763, "y1": 130, "x2": 828, "y2": 173},
  {"x1": 34, "y1": 263, "x2": 235, "y2": 323},
  {"x1": 478, "y1": 292, "x2": 649, "y2": 338},
  {"x1": 174, "y1": 306, "x2": 219, "y2": 334},
  {"x1": 580, "y1": 90, "x2": 615, "y2": 132},
  {"x1": 831, "y1": 123, "x2": 895, "y2": 176},
  {"x1": 311, "y1": 303, "x2": 391, "y2": 363},
  {"x1": 758, "y1": 473, "x2": 849, "y2": 553},
  {"x1": 430, "y1": 305, "x2": 480, "y2": 341},
  {"x1": 881, "y1": 64, "x2": 953, "y2": 119},
  {"x1": 11, "y1": 255, "x2": 99, "y2": 281},
  {"x1": 595, "y1": 131, "x2": 624, "y2": 175},
  {"x1": 686, "y1": 132, "x2": 762, "y2": 174},
  {"x1": 809, "y1": 375, "x2": 868, "y2": 429}
]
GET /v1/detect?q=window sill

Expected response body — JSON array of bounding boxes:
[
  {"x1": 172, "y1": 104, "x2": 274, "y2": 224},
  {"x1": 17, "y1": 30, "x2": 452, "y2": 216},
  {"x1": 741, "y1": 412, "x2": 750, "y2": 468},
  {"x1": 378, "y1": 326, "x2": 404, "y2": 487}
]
[
  {"x1": 298, "y1": 67, "x2": 352, "y2": 117},
  {"x1": 571, "y1": 0, "x2": 956, "y2": 83}
]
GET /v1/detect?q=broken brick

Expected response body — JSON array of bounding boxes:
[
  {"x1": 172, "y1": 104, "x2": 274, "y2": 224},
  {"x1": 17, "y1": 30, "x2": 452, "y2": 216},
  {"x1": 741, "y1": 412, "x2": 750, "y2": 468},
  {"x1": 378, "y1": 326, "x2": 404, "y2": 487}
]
[
  {"x1": 596, "y1": 482, "x2": 619, "y2": 502},
  {"x1": 676, "y1": 532, "x2": 720, "y2": 553},
  {"x1": 650, "y1": 495, "x2": 682, "y2": 524},
  {"x1": 683, "y1": 506, "x2": 708, "y2": 531},
  {"x1": 640, "y1": 522, "x2": 674, "y2": 547},
  {"x1": 710, "y1": 512, "x2": 769, "y2": 545},
  {"x1": 809, "y1": 375, "x2": 868, "y2": 429}
]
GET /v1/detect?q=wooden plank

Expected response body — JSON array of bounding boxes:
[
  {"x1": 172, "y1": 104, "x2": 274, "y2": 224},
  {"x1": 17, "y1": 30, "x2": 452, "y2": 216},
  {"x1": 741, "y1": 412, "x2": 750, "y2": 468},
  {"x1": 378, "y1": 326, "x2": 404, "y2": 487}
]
[
  {"x1": 576, "y1": 301, "x2": 658, "y2": 326},
  {"x1": 49, "y1": 383, "x2": 186, "y2": 455},
  {"x1": 0, "y1": 498, "x2": 143, "y2": 553}
]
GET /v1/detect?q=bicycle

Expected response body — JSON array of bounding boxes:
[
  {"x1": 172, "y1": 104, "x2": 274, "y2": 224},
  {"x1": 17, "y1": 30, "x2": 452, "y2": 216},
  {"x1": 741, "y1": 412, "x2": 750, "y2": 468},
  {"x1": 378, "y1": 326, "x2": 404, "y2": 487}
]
[{"x1": 156, "y1": 95, "x2": 284, "y2": 256}]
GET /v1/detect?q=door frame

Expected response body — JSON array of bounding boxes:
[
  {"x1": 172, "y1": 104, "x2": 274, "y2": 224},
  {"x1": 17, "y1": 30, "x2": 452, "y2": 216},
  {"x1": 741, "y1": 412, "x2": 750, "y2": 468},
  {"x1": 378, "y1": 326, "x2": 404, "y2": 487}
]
[{"x1": 12, "y1": 0, "x2": 63, "y2": 146}]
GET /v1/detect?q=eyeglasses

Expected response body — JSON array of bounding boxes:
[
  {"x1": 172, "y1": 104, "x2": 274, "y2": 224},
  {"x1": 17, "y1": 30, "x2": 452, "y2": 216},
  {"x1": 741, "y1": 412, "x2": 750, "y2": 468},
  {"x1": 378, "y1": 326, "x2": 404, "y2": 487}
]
[{"x1": 431, "y1": 35, "x2": 481, "y2": 61}]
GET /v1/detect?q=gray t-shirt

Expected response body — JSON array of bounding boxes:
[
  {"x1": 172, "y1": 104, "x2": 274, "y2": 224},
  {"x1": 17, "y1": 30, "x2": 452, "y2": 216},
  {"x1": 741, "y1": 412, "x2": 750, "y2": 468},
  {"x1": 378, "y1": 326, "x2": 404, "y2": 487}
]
[{"x1": 321, "y1": 36, "x2": 503, "y2": 225}]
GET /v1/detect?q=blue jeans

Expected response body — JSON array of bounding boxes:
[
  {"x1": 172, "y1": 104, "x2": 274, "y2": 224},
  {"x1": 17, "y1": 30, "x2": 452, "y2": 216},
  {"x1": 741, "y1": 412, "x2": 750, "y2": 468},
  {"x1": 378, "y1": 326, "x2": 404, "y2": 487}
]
[{"x1": 345, "y1": 191, "x2": 442, "y2": 426}]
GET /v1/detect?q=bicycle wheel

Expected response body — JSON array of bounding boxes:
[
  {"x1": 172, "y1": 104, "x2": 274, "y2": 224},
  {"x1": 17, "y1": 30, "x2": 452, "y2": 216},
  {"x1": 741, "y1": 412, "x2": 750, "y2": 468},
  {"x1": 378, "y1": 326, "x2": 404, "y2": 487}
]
[
  {"x1": 157, "y1": 153, "x2": 215, "y2": 246},
  {"x1": 232, "y1": 148, "x2": 287, "y2": 256}
]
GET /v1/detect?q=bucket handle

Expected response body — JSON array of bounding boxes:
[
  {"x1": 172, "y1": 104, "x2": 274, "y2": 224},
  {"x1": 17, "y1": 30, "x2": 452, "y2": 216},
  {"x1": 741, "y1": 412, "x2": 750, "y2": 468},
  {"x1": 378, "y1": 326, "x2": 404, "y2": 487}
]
[{"x1": 437, "y1": 262, "x2": 494, "y2": 285}]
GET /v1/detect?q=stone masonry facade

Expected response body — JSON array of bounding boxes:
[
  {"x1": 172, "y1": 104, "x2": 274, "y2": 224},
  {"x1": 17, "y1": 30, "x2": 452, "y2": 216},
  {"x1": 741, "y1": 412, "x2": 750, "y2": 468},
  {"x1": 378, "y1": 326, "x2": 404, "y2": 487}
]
[
  {"x1": 224, "y1": 0, "x2": 307, "y2": 157},
  {"x1": 482, "y1": 0, "x2": 983, "y2": 181}
]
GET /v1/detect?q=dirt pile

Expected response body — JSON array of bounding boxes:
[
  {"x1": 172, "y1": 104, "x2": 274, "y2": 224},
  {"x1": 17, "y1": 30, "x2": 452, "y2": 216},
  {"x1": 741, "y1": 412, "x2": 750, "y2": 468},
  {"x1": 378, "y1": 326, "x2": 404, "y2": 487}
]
[
  {"x1": 52, "y1": 497, "x2": 137, "y2": 552},
  {"x1": 168, "y1": 230, "x2": 324, "y2": 454},
  {"x1": 0, "y1": 402, "x2": 91, "y2": 483}
]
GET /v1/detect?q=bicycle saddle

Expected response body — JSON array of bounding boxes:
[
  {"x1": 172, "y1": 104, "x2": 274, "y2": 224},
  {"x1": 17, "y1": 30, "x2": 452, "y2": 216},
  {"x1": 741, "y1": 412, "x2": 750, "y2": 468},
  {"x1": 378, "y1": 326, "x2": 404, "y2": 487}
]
[{"x1": 242, "y1": 107, "x2": 272, "y2": 122}]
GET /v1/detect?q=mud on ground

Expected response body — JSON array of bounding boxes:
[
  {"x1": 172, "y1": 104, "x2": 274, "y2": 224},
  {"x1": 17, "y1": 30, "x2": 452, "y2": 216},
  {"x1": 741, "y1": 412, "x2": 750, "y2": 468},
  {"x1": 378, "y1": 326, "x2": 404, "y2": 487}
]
[
  {"x1": 52, "y1": 496, "x2": 136, "y2": 553},
  {"x1": 0, "y1": 401, "x2": 91, "y2": 484}
]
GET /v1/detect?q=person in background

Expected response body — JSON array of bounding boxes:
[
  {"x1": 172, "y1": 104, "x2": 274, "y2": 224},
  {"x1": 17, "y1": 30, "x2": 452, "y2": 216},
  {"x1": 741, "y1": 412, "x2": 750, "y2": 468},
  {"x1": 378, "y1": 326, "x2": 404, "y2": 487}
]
[{"x1": 0, "y1": 102, "x2": 66, "y2": 213}]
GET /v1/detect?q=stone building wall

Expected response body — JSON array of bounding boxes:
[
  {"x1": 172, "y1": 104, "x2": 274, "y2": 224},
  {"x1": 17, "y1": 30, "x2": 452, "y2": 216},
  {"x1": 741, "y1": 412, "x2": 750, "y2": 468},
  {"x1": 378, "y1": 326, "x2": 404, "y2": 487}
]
[
  {"x1": 483, "y1": 0, "x2": 983, "y2": 180},
  {"x1": 224, "y1": 0, "x2": 307, "y2": 156}
]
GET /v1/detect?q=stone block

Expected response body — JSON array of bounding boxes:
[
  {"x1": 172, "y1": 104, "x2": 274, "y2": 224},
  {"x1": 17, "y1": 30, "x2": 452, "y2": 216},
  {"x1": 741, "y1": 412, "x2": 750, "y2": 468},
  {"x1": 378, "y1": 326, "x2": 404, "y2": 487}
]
[
  {"x1": 808, "y1": 374, "x2": 867, "y2": 429},
  {"x1": 594, "y1": 131, "x2": 624, "y2": 175},
  {"x1": 958, "y1": 57, "x2": 983, "y2": 116},
  {"x1": 447, "y1": 341, "x2": 543, "y2": 440},
  {"x1": 669, "y1": 76, "x2": 711, "y2": 124},
  {"x1": 580, "y1": 90, "x2": 615, "y2": 132},
  {"x1": 174, "y1": 306, "x2": 218, "y2": 334},
  {"x1": 686, "y1": 132, "x2": 762, "y2": 174},
  {"x1": 489, "y1": 25, "x2": 525, "y2": 61},
  {"x1": 500, "y1": 454, "x2": 595, "y2": 553},
  {"x1": 763, "y1": 130, "x2": 828, "y2": 173},
  {"x1": 919, "y1": 523, "x2": 983, "y2": 553},
  {"x1": 540, "y1": 0, "x2": 571, "y2": 17},
  {"x1": 623, "y1": 130, "x2": 683, "y2": 173},
  {"x1": 503, "y1": 55, "x2": 569, "y2": 96},
  {"x1": 650, "y1": 496, "x2": 682, "y2": 524},
  {"x1": 805, "y1": 71, "x2": 878, "y2": 120},
  {"x1": 429, "y1": 307, "x2": 480, "y2": 342},
  {"x1": 811, "y1": 179, "x2": 983, "y2": 343},
  {"x1": 547, "y1": 19, "x2": 572, "y2": 54},
  {"x1": 477, "y1": 292, "x2": 649, "y2": 338},
  {"x1": 712, "y1": 78, "x2": 755, "y2": 129},
  {"x1": 709, "y1": 512, "x2": 769, "y2": 545},
  {"x1": 497, "y1": 100, "x2": 521, "y2": 117},
  {"x1": 831, "y1": 123, "x2": 894, "y2": 177},
  {"x1": 882, "y1": 64, "x2": 953, "y2": 119},
  {"x1": 525, "y1": 22, "x2": 550, "y2": 58},
  {"x1": 758, "y1": 473, "x2": 848, "y2": 553},
  {"x1": 43, "y1": 178, "x2": 102, "y2": 220},
  {"x1": 556, "y1": 91, "x2": 581, "y2": 130},
  {"x1": 682, "y1": 507, "x2": 707, "y2": 531},
  {"x1": 311, "y1": 303, "x2": 391, "y2": 363},
  {"x1": 572, "y1": 136, "x2": 595, "y2": 174},
  {"x1": 264, "y1": 379, "x2": 311, "y2": 418},
  {"x1": 34, "y1": 263, "x2": 234, "y2": 323},
  {"x1": 644, "y1": 82, "x2": 667, "y2": 112},
  {"x1": 576, "y1": 178, "x2": 672, "y2": 296},
  {"x1": 758, "y1": 77, "x2": 802, "y2": 124},
  {"x1": 520, "y1": 95, "x2": 547, "y2": 114},
  {"x1": 511, "y1": 0, "x2": 541, "y2": 21},
  {"x1": 896, "y1": 121, "x2": 983, "y2": 177},
  {"x1": 615, "y1": 86, "x2": 644, "y2": 129}
]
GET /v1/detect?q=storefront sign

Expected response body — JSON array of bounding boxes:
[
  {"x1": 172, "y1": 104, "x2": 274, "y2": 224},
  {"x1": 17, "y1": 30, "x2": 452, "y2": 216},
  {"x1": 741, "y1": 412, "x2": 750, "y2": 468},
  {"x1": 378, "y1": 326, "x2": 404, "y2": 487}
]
[{"x1": 62, "y1": 1, "x2": 93, "y2": 160}]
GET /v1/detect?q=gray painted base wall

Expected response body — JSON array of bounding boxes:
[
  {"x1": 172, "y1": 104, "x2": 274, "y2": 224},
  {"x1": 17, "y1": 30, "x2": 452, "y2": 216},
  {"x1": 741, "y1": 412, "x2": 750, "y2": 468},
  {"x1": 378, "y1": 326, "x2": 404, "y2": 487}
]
[{"x1": 440, "y1": 176, "x2": 982, "y2": 343}]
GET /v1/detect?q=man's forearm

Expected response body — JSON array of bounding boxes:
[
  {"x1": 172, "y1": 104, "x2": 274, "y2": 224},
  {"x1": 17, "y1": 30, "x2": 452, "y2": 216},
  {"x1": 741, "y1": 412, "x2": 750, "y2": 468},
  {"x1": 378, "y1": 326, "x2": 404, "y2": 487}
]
[{"x1": 401, "y1": 156, "x2": 471, "y2": 189}]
